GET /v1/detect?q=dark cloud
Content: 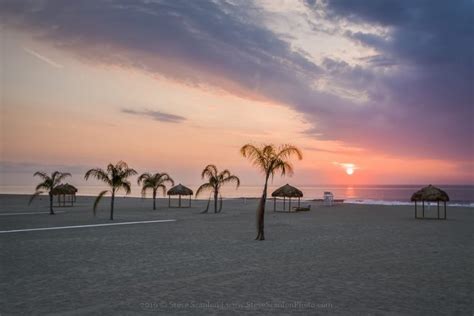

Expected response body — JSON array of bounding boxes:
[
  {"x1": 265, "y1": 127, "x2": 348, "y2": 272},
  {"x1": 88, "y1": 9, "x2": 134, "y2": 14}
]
[
  {"x1": 307, "y1": 0, "x2": 474, "y2": 159},
  {"x1": 121, "y1": 108, "x2": 186, "y2": 123},
  {"x1": 1, "y1": 0, "x2": 472, "y2": 161}
]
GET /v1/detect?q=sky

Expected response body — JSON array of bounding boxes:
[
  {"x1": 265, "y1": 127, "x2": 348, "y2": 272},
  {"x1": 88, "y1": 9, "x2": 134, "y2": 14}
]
[{"x1": 0, "y1": 0, "x2": 473, "y2": 192}]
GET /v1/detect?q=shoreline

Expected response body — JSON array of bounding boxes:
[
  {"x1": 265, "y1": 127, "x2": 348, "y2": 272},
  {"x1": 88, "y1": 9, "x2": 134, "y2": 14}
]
[{"x1": 1, "y1": 193, "x2": 473, "y2": 208}]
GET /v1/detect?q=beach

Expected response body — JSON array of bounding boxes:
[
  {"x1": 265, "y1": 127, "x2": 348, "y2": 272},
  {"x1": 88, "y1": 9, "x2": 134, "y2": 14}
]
[{"x1": 0, "y1": 194, "x2": 472, "y2": 315}]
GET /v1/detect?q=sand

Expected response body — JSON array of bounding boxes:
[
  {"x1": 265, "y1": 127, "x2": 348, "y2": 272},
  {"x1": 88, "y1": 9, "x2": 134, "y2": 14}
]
[{"x1": 0, "y1": 194, "x2": 472, "y2": 315}]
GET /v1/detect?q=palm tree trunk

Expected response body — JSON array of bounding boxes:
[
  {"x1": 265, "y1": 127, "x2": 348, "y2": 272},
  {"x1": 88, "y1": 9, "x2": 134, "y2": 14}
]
[
  {"x1": 256, "y1": 175, "x2": 269, "y2": 240},
  {"x1": 214, "y1": 189, "x2": 219, "y2": 213},
  {"x1": 153, "y1": 189, "x2": 157, "y2": 210},
  {"x1": 218, "y1": 195, "x2": 223, "y2": 213},
  {"x1": 110, "y1": 189, "x2": 115, "y2": 220},
  {"x1": 201, "y1": 197, "x2": 210, "y2": 214},
  {"x1": 49, "y1": 192, "x2": 55, "y2": 215}
]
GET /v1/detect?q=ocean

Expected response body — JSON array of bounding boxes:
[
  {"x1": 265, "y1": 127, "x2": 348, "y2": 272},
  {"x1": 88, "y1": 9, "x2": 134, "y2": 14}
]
[{"x1": 1, "y1": 184, "x2": 473, "y2": 207}]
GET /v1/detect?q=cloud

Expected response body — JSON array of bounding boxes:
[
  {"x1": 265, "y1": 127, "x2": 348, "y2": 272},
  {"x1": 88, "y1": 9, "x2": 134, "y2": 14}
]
[
  {"x1": 303, "y1": 146, "x2": 362, "y2": 155},
  {"x1": 0, "y1": 161, "x2": 87, "y2": 174},
  {"x1": 306, "y1": 0, "x2": 474, "y2": 159},
  {"x1": 23, "y1": 47, "x2": 64, "y2": 68},
  {"x1": 1, "y1": 0, "x2": 472, "y2": 161},
  {"x1": 333, "y1": 162, "x2": 358, "y2": 173},
  {"x1": 121, "y1": 108, "x2": 186, "y2": 123}
]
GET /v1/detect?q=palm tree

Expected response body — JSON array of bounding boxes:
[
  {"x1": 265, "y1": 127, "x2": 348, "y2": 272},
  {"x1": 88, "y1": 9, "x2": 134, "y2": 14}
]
[
  {"x1": 137, "y1": 172, "x2": 174, "y2": 210},
  {"x1": 240, "y1": 144, "x2": 302, "y2": 240},
  {"x1": 84, "y1": 161, "x2": 137, "y2": 220},
  {"x1": 29, "y1": 171, "x2": 71, "y2": 215},
  {"x1": 196, "y1": 165, "x2": 240, "y2": 213}
]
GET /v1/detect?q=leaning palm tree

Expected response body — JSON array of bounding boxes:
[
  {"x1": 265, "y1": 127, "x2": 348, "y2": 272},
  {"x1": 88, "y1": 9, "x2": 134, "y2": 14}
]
[
  {"x1": 137, "y1": 172, "x2": 174, "y2": 210},
  {"x1": 240, "y1": 144, "x2": 302, "y2": 240},
  {"x1": 29, "y1": 171, "x2": 71, "y2": 215},
  {"x1": 84, "y1": 161, "x2": 137, "y2": 220},
  {"x1": 196, "y1": 164, "x2": 240, "y2": 213}
]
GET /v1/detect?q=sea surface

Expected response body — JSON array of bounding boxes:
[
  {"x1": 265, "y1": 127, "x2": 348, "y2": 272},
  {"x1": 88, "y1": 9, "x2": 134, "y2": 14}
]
[{"x1": 1, "y1": 184, "x2": 473, "y2": 206}]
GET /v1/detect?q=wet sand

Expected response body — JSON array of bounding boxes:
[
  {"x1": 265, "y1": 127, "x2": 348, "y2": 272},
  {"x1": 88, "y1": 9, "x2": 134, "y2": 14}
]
[{"x1": 1, "y1": 194, "x2": 472, "y2": 315}]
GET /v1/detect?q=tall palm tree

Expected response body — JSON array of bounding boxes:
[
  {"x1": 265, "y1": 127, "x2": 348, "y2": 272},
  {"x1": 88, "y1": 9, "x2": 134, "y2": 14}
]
[
  {"x1": 240, "y1": 144, "x2": 302, "y2": 240},
  {"x1": 29, "y1": 171, "x2": 71, "y2": 215},
  {"x1": 84, "y1": 161, "x2": 137, "y2": 220},
  {"x1": 196, "y1": 164, "x2": 240, "y2": 213},
  {"x1": 137, "y1": 172, "x2": 174, "y2": 210}
]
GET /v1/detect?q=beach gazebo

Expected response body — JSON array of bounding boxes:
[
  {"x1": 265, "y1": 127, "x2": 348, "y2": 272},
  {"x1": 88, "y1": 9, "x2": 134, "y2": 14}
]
[
  {"x1": 271, "y1": 184, "x2": 303, "y2": 212},
  {"x1": 167, "y1": 184, "x2": 193, "y2": 208},
  {"x1": 411, "y1": 185, "x2": 449, "y2": 220},
  {"x1": 52, "y1": 183, "x2": 78, "y2": 207}
]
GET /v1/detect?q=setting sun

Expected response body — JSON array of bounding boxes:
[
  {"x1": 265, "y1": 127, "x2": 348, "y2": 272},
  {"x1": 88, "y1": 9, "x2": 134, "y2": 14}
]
[{"x1": 346, "y1": 167, "x2": 354, "y2": 175}]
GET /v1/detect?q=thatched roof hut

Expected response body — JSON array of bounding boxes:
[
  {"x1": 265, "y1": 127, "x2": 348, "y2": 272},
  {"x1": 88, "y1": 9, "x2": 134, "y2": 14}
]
[
  {"x1": 167, "y1": 184, "x2": 193, "y2": 196},
  {"x1": 52, "y1": 183, "x2": 78, "y2": 207},
  {"x1": 411, "y1": 185, "x2": 449, "y2": 220},
  {"x1": 167, "y1": 184, "x2": 193, "y2": 208},
  {"x1": 271, "y1": 184, "x2": 303, "y2": 212},
  {"x1": 411, "y1": 185, "x2": 449, "y2": 202},
  {"x1": 271, "y1": 184, "x2": 303, "y2": 198},
  {"x1": 52, "y1": 183, "x2": 78, "y2": 195}
]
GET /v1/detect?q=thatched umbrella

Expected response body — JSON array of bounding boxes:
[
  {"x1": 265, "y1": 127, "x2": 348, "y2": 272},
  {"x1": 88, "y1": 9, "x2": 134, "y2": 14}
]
[
  {"x1": 52, "y1": 183, "x2": 78, "y2": 207},
  {"x1": 167, "y1": 184, "x2": 193, "y2": 208},
  {"x1": 271, "y1": 184, "x2": 303, "y2": 212},
  {"x1": 411, "y1": 185, "x2": 449, "y2": 219}
]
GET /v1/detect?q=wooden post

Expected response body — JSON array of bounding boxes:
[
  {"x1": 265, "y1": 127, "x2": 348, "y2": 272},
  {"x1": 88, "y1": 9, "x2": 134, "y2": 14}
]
[
  {"x1": 283, "y1": 196, "x2": 286, "y2": 211},
  {"x1": 274, "y1": 197, "x2": 276, "y2": 212},
  {"x1": 189, "y1": 195, "x2": 191, "y2": 207},
  {"x1": 168, "y1": 195, "x2": 171, "y2": 207},
  {"x1": 415, "y1": 201, "x2": 417, "y2": 219},
  {"x1": 298, "y1": 197, "x2": 300, "y2": 208},
  {"x1": 444, "y1": 201, "x2": 447, "y2": 220},
  {"x1": 289, "y1": 197, "x2": 291, "y2": 212},
  {"x1": 179, "y1": 195, "x2": 181, "y2": 208},
  {"x1": 437, "y1": 201, "x2": 440, "y2": 219},
  {"x1": 422, "y1": 200, "x2": 425, "y2": 218}
]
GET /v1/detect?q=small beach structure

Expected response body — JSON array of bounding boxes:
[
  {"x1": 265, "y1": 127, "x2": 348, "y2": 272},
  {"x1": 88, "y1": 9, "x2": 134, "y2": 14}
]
[
  {"x1": 52, "y1": 183, "x2": 77, "y2": 207},
  {"x1": 411, "y1": 185, "x2": 449, "y2": 220},
  {"x1": 323, "y1": 191, "x2": 334, "y2": 206},
  {"x1": 272, "y1": 184, "x2": 303, "y2": 212},
  {"x1": 167, "y1": 184, "x2": 193, "y2": 208}
]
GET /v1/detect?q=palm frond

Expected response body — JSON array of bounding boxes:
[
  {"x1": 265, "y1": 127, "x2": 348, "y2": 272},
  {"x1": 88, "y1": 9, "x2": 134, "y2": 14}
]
[
  {"x1": 196, "y1": 183, "x2": 214, "y2": 197},
  {"x1": 35, "y1": 182, "x2": 50, "y2": 191},
  {"x1": 137, "y1": 173, "x2": 152, "y2": 185},
  {"x1": 28, "y1": 191, "x2": 44, "y2": 205},
  {"x1": 201, "y1": 164, "x2": 218, "y2": 179},
  {"x1": 240, "y1": 144, "x2": 267, "y2": 174},
  {"x1": 157, "y1": 184, "x2": 167, "y2": 196},
  {"x1": 120, "y1": 181, "x2": 132, "y2": 195},
  {"x1": 84, "y1": 168, "x2": 110, "y2": 183},
  {"x1": 141, "y1": 185, "x2": 151, "y2": 198},
  {"x1": 122, "y1": 168, "x2": 137, "y2": 178},
  {"x1": 33, "y1": 171, "x2": 48, "y2": 180},
  {"x1": 276, "y1": 144, "x2": 303, "y2": 160},
  {"x1": 54, "y1": 172, "x2": 71, "y2": 185},
  {"x1": 93, "y1": 190, "x2": 109, "y2": 215},
  {"x1": 220, "y1": 169, "x2": 231, "y2": 179},
  {"x1": 158, "y1": 173, "x2": 175, "y2": 186},
  {"x1": 222, "y1": 175, "x2": 240, "y2": 188},
  {"x1": 274, "y1": 160, "x2": 294, "y2": 177},
  {"x1": 107, "y1": 163, "x2": 115, "y2": 174}
]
